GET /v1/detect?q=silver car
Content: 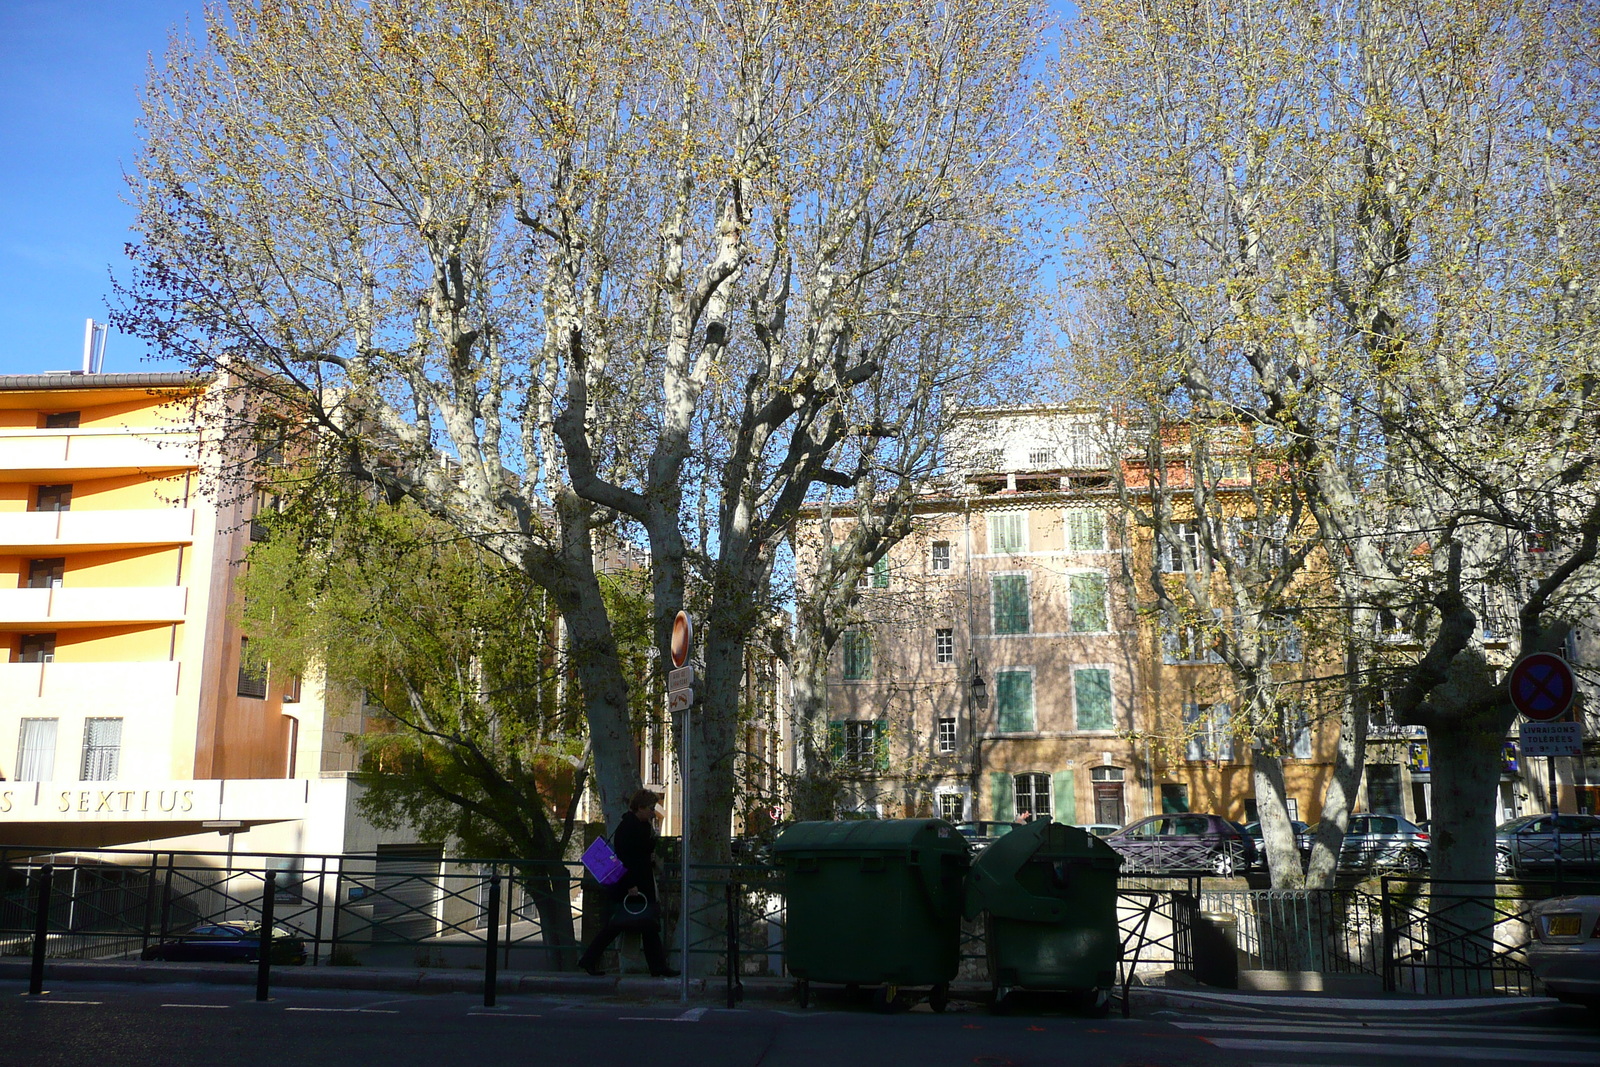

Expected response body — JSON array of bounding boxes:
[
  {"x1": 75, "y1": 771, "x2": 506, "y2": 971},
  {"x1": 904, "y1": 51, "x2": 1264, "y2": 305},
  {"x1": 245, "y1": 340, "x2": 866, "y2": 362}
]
[
  {"x1": 1528, "y1": 895, "x2": 1600, "y2": 1009},
  {"x1": 1495, "y1": 814, "x2": 1600, "y2": 877},
  {"x1": 1298, "y1": 813, "x2": 1430, "y2": 873}
]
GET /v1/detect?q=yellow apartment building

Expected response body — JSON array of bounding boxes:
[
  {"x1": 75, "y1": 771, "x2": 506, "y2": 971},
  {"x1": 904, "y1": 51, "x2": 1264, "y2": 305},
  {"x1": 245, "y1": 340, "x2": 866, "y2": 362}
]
[{"x1": 0, "y1": 370, "x2": 401, "y2": 857}]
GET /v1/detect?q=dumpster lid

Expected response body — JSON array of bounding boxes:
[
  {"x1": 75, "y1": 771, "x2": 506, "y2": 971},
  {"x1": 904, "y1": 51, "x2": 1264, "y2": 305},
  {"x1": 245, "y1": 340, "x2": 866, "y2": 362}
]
[
  {"x1": 772, "y1": 818, "x2": 970, "y2": 856},
  {"x1": 965, "y1": 819, "x2": 1123, "y2": 921}
]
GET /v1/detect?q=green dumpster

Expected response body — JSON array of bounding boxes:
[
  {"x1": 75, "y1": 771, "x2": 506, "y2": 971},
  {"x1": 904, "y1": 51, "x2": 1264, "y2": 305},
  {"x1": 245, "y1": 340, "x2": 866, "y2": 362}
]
[
  {"x1": 964, "y1": 819, "x2": 1123, "y2": 1013},
  {"x1": 774, "y1": 819, "x2": 971, "y2": 1011}
]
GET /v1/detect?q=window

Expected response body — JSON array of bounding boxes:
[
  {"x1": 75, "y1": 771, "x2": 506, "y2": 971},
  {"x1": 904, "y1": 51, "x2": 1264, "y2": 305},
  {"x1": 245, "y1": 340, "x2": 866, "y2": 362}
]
[
  {"x1": 33, "y1": 484, "x2": 71, "y2": 512},
  {"x1": 1264, "y1": 613, "x2": 1303, "y2": 662},
  {"x1": 16, "y1": 718, "x2": 58, "y2": 781},
  {"x1": 238, "y1": 638, "x2": 268, "y2": 698},
  {"x1": 1163, "y1": 616, "x2": 1222, "y2": 664},
  {"x1": 1184, "y1": 702, "x2": 1234, "y2": 761},
  {"x1": 1074, "y1": 668, "x2": 1114, "y2": 731},
  {"x1": 1090, "y1": 766, "x2": 1123, "y2": 782},
  {"x1": 988, "y1": 512, "x2": 1027, "y2": 554},
  {"x1": 937, "y1": 792, "x2": 965, "y2": 822},
  {"x1": 1286, "y1": 704, "x2": 1313, "y2": 759},
  {"x1": 937, "y1": 717, "x2": 957, "y2": 754},
  {"x1": 26, "y1": 558, "x2": 65, "y2": 589},
  {"x1": 80, "y1": 717, "x2": 122, "y2": 781},
  {"x1": 1014, "y1": 773, "x2": 1051, "y2": 820},
  {"x1": 995, "y1": 669, "x2": 1035, "y2": 733},
  {"x1": 992, "y1": 574, "x2": 1030, "y2": 634},
  {"x1": 250, "y1": 488, "x2": 280, "y2": 542},
  {"x1": 44, "y1": 411, "x2": 80, "y2": 428},
  {"x1": 18, "y1": 633, "x2": 56, "y2": 663},
  {"x1": 1068, "y1": 573, "x2": 1108, "y2": 632},
  {"x1": 871, "y1": 556, "x2": 889, "y2": 588},
  {"x1": 1161, "y1": 783, "x2": 1190, "y2": 813},
  {"x1": 831, "y1": 720, "x2": 887, "y2": 771},
  {"x1": 935, "y1": 628, "x2": 955, "y2": 665},
  {"x1": 1065, "y1": 510, "x2": 1106, "y2": 552},
  {"x1": 283, "y1": 673, "x2": 303, "y2": 703},
  {"x1": 931, "y1": 541, "x2": 951, "y2": 572},
  {"x1": 1028, "y1": 447, "x2": 1056, "y2": 467},
  {"x1": 972, "y1": 448, "x2": 1005, "y2": 471},
  {"x1": 1233, "y1": 518, "x2": 1288, "y2": 566},
  {"x1": 841, "y1": 630, "x2": 872, "y2": 680},
  {"x1": 1159, "y1": 522, "x2": 1203, "y2": 572}
]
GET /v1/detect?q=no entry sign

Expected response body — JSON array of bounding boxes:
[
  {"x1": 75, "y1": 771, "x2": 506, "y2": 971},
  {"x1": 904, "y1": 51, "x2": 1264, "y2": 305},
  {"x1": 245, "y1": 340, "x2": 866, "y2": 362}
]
[{"x1": 1508, "y1": 652, "x2": 1575, "y2": 722}]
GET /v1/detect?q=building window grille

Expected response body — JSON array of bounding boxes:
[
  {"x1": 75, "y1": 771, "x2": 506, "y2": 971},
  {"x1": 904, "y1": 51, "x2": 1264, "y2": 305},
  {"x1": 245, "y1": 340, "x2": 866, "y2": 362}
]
[
  {"x1": 937, "y1": 792, "x2": 965, "y2": 821},
  {"x1": 238, "y1": 638, "x2": 269, "y2": 698},
  {"x1": 80, "y1": 717, "x2": 122, "y2": 781},
  {"x1": 1014, "y1": 772, "x2": 1050, "y2": 820},
  {"x1": 1028, "y1": 447, "x2": 1056, "y2": 468}
]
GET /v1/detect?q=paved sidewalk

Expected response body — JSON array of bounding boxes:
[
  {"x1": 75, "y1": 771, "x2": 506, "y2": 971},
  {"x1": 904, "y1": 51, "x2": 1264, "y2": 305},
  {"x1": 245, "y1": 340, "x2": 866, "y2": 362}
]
[{"x1": 1, "y1": 957, "x2": 1559, "y2": 1017}]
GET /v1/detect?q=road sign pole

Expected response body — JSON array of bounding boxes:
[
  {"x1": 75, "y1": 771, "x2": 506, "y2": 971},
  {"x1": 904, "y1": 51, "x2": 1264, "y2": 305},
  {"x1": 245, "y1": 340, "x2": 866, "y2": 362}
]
[
  {"x1": 1551, "y1": 754, "x2": 1564, "y2": 889},
  {"x1": 669, "y1": 611, "x2": 694, "y2": 1004}
]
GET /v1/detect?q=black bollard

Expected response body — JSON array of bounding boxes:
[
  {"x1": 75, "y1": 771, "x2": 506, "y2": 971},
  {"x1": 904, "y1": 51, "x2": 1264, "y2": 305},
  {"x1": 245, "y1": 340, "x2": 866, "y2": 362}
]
[
  {"x1": 28, "y1": 864, "x2": 54, "y2": 996},
  {"x1": 484, "y1": 872, "x2": 502, "y2": 1007},
  {"x1": 256, "y1": 872, "x2": 277, "y2": 1002},
  {"x1": 725, "y1": 881, "x2": 741, "y2": 1009}
]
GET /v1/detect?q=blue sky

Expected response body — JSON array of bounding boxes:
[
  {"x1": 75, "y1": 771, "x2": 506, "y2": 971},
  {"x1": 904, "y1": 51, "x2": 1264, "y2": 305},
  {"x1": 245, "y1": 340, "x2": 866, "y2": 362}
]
[{"x1": 0, "y1": 1, "x2": 200, "y2": 376}]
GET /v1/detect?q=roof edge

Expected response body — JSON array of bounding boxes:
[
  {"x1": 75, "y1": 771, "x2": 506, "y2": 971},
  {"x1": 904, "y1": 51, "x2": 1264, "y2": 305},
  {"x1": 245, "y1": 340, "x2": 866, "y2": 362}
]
[{"x1": 0, "y1": 371, "x2": 214, "y2": 392}]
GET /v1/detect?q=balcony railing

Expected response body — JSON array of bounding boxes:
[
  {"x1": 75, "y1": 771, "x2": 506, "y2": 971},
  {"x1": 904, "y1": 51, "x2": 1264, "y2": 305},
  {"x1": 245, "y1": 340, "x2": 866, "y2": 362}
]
[
  {"x1": 0, "y1": 428, "x2": 198, "y2": 479},
  {"x1": 0, "y1": 509, "x2": 196, "y2": 552}
]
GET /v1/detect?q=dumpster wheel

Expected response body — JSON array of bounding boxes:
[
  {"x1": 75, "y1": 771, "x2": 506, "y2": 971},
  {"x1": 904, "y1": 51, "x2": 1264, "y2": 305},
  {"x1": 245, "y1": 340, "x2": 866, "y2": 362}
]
[
  {"x1": 874, "y1": 984, "x2": 899, "y2": 1012},
  {"x1": 929, "y1": 982, "x2": 950, "y2": 1014},
  {"x1": 796, "y1": 979, "x2": 809, "y2": 1009},
  {"x1": 990, "y1": 985, "x2": 1014, "y2": 1015}
]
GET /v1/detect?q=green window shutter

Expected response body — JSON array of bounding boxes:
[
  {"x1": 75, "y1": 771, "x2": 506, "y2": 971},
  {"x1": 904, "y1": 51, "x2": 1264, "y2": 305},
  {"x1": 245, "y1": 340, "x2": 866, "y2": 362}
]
[
  {"x1": 873, "y1": 719, "x2": 890, "y2": 771},
  {"x1": 1069, "y1": 573, "x2": 1108, "y2": 632},
  {"x1": 1067, "y1": 510, "x2": 1105, "y2": 552},
  {"x1": 828, "y1": 721, "x2": 845, "y2": 763},
  {"x1": 992, "y1": 575, "x2": 1030, "y2": 634},
  {"x1": 990, "y1": 512, "x2": 1026, "y2": 554},
  {"x1": 842, "y1": 631, "x2": 871, "y2": 679},
  {"x1": 990, "y1": 772, "x2": 1015, "y2": 821},
  {"x1": 995, "y1": 669, "x2": 1034, "y2": 732},
  {"x1": 1074, "y1": 668, "x2": 1113, "y2": 731},
  {"x1": 1052, "y1": 769, "x2": 1076, "y2": 825},
  {"x1": 872, "y1": 556, "x2": 889, "y2": 588}
]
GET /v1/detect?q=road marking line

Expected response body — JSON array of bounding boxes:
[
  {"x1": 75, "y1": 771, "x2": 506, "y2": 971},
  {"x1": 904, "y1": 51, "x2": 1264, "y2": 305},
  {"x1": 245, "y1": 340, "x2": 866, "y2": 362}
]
[
  {"x1": 1209, "y1": 1038, "x2": 1599, "y2": 1063},
  {"x1": 677, "y1": 1007, "x2": 707, "y2": 1021},
  {"x1": 162, "y1": 1003, "x2": 230, "y2": 1009},
  {"x1": 23, "y1": 999, "x2": 101, "y2": 1005},
  {"x1": 1170, "y1": 1022, "x2": 1600, "y2": 1043},
  {"x1": 469, "y1": 1012, "x2": 542, "y2": 1018},
  {"x1": 284, "y1": 1007, "x2": 399, "y2": 1014}
]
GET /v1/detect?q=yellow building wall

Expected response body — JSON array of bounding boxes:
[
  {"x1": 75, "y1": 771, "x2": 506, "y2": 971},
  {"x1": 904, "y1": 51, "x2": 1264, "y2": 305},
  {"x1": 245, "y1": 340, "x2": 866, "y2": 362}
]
[
  {"x1": 75, "y1": 473, "x2": 191, "y2": 509},
  {"x1": 58, "y1": 546, "x2": 183, "y2": 587},
  {"x1": 53, "y1": 625, "x2": 179, "y2": 662},
  {"x1": 0, "y1": 484, "x2": 29, "y2": 511}
]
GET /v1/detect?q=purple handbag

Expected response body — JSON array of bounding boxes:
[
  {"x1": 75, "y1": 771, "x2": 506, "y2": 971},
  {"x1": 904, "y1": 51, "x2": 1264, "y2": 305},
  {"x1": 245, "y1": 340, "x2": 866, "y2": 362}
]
[{"x1": 581, "y1": 835, "x2": 626, "y2": 886}]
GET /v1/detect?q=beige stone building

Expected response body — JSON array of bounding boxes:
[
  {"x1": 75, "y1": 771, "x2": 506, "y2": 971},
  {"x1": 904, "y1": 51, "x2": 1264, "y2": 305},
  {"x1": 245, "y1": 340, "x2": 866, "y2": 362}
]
[{"x1": 798, "y1": 406, "x2": 1348, "y2": 830}]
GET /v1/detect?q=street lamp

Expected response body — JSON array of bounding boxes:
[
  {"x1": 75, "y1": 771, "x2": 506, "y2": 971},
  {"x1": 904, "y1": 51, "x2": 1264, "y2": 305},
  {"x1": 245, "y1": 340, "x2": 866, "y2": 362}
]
[{"x1": 969, "y1": 664, "x2": 988, "y2": 709}]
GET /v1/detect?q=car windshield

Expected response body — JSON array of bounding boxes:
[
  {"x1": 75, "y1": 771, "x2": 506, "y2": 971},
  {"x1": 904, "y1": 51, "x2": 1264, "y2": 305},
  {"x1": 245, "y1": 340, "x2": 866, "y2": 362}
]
[{"x1": 1496, "y1": 816, "x2": 1536, "y2": 833}]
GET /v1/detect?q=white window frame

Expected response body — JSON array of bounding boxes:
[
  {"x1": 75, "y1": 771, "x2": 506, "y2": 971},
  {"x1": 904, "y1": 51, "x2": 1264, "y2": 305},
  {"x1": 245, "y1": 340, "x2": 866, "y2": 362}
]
[
  {"x1": 934, "y1": 627, "x2": 955, "y2": 665},
  {"x1": 930, "y1": 540, "x2": 952, "y2": 572},
  {"x1": 936, "y1": 790, "x2": 967, "y2": 823},
  {"x1": 1064, "y1": 509, "x2": 1108, "y2": 553},
  {"x1": 1014, "y1": 772, "x2": 1051, "y2": 820},
  {"x1": 937, "y1": 716, "x2": 958, "y2": 754},
  {"x1": 987, "y1": 511, "x2": 1029, "y2": 555},
  {"x1": 16, "y1": 718, "x2": 58, "y2": 781}
]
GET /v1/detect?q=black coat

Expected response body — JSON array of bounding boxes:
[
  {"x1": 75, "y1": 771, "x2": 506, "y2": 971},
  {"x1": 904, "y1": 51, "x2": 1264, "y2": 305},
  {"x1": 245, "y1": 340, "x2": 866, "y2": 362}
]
[{"x1": 610, "y1": 809, "x2": 658, "y2": 902}]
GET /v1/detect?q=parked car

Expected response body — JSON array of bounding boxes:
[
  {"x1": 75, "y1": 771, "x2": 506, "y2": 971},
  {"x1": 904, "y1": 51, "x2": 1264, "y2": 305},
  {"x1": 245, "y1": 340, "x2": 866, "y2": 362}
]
[
  {"x1": 1074, "y1": 823, "x2": 1121, "y2": 838},
  {"x1": 1527, "y1": 895, "x2": 1600, "y2": 1009},
  {"x1": 1106, "y1": 813, "x2": 1258, "y2": 876},
  {"x1": 1297, "y1": 813, "x2": 1430, "y2": 873},
  {"x1": 954, "y1": 820, "x2": 1021, "y2": 852},
  {"x1": 142, "y1": 921, "x2": 307, "y2": 965},
  {"x1": 1495, "y1": 814, "x2": 1600, "y2": 876},
  {"x1": 1242, "y1": 820, "x2": 1310, "y2": 870}
]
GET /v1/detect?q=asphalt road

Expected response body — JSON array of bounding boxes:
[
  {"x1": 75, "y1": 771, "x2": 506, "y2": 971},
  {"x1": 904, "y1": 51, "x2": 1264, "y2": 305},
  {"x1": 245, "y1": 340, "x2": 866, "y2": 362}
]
[{"x1": 4, "y1": 979, "x2": 1598, "y2": 1067}]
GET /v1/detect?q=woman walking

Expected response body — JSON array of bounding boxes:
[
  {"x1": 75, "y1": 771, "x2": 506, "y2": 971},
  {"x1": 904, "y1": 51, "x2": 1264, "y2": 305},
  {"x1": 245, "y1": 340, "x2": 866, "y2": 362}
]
[{"x1": 577, "y1": 788, "x2": 679, "y2": 977}]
